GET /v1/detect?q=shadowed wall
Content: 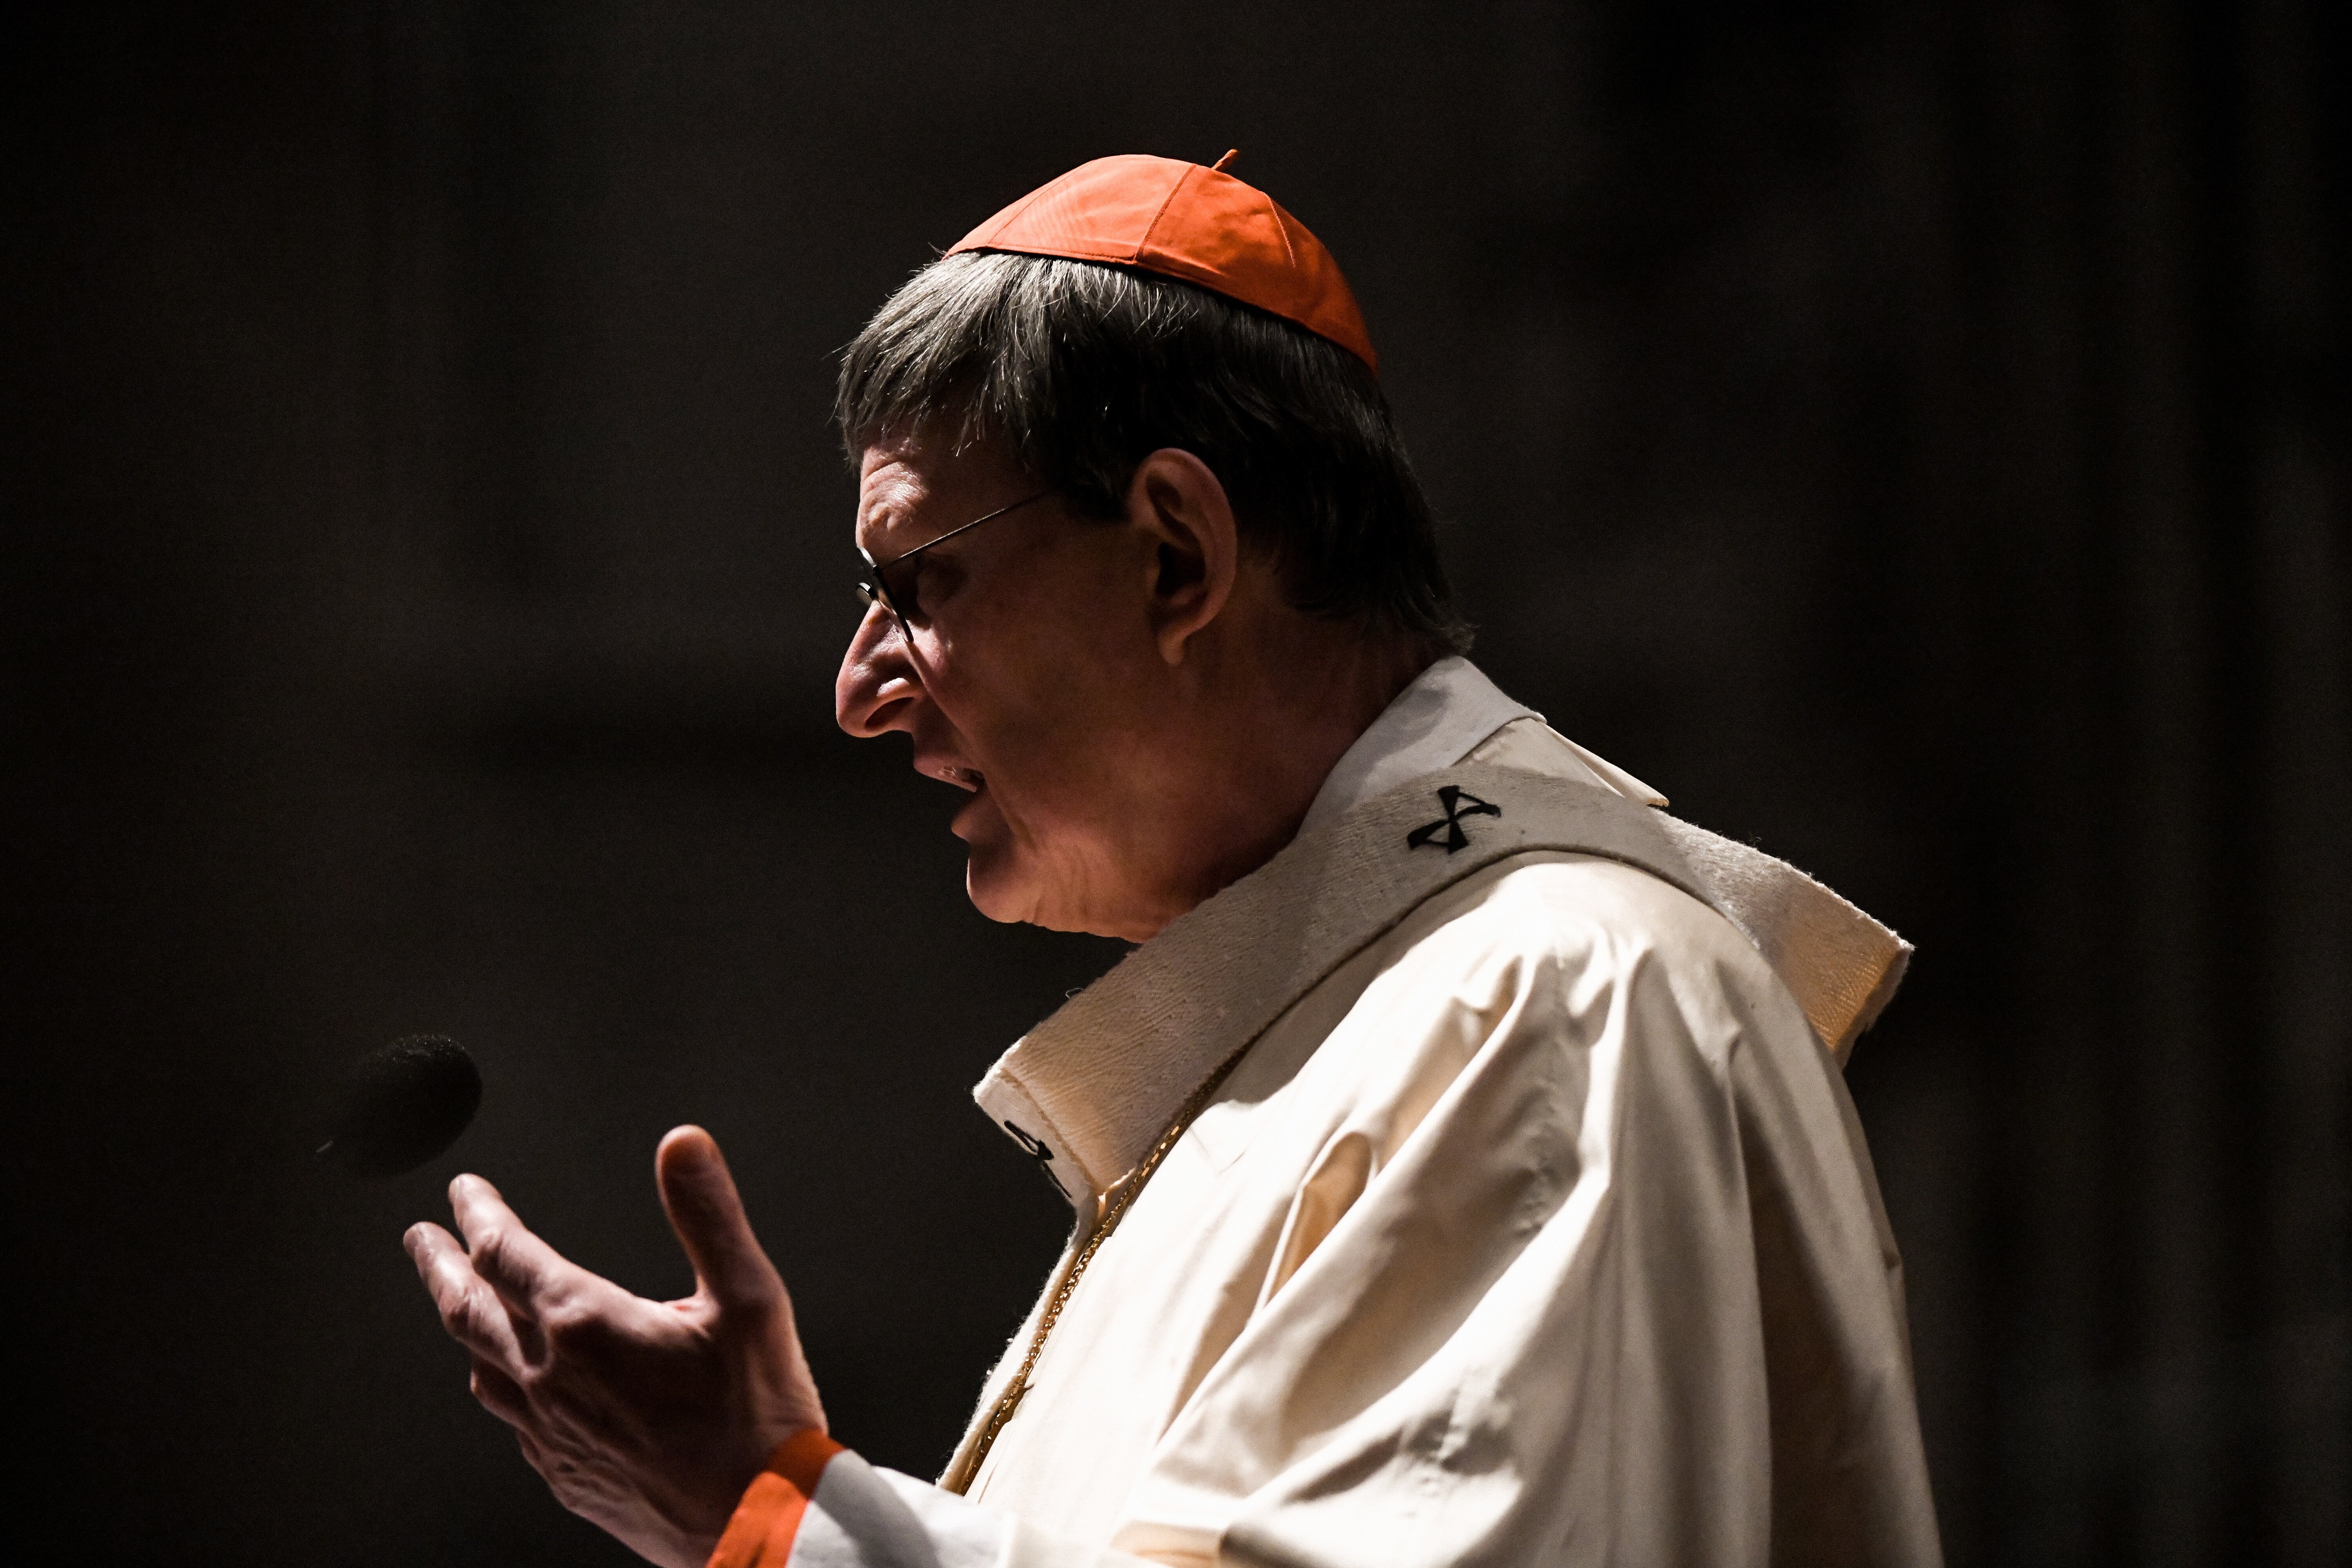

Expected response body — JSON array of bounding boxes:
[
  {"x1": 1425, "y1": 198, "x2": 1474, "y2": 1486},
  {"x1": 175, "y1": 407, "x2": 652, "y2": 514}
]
[{"x1": 7, "y1": 3, "x2": 2344, "y2": 1564}]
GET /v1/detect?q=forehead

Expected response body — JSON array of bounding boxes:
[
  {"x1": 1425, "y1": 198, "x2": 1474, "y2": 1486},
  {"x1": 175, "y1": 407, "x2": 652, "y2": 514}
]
[
  {"x1": 854, "y1": 431, "x2": 1023, "y2": 542},
  {"x1": 855, "y1": 445, "x2": 926, "y2": 521}
]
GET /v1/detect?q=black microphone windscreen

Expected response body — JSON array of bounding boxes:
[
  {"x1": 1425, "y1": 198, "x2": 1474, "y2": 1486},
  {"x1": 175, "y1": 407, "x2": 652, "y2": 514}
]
[{"x1": 319, "y1": 1034, "x2": 483, "y2": 1179}]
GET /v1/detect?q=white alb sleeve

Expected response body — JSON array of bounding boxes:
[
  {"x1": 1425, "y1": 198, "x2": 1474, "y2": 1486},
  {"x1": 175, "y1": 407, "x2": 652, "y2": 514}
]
[{"x1": 787, "y1": 1451, "x2": 1158, "y2": 1568}]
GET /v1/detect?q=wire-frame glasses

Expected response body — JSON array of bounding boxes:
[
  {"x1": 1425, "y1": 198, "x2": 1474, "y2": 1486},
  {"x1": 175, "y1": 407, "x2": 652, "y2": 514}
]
[{"x1": 855, "y1": 490, "x2": 1055, "y2": 638}]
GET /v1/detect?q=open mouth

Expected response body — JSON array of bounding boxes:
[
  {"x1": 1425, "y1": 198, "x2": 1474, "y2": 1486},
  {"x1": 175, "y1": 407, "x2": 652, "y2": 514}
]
[{"x1": 931, "y1": 763, "x2": 984, "y2": 792}]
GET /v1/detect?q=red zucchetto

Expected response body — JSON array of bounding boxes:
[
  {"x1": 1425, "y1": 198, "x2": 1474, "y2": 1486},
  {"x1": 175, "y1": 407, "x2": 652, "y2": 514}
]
[{"x1": 947, "y1": 151, "x2": 1378, "y2": 373}]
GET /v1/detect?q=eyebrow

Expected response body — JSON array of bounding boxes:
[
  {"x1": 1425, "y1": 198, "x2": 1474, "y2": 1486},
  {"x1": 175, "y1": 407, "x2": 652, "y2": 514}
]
[{"x1": 855, "y1": 499, "x2": 908, "y2": 550}]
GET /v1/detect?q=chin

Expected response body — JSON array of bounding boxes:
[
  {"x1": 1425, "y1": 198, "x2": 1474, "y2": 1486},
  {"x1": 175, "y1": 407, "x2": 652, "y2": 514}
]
[
  {"x1": 963, "y1": 851, "x2": 1045, "y2": 927},
  {"x1": 965, "y1": 855, "x2": 1119, "y2": 936},
  {"x1": 960, "y1": 820, "x2": 1146, "y2": 938}
]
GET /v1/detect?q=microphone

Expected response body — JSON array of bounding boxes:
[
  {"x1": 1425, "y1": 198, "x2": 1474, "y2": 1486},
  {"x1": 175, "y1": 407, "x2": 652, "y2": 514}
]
[{"x1": 316, "y1": 1034, "x2": 483, "y2": 1178}]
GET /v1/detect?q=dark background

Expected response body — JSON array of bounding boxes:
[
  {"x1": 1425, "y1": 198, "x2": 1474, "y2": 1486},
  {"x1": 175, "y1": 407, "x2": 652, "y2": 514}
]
[{"x1": 7, "y1": 2, "x2": 2345, "y2": 1564}]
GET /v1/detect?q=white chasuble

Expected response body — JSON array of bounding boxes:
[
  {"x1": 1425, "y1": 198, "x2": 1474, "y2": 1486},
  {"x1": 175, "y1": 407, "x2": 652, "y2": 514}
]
[{"x1": 773, "y1": 661, "x2": 1941, "y2": 1568}]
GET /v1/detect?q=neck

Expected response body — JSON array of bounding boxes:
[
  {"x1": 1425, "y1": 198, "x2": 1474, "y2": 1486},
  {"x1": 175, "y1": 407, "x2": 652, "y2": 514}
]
[{"x1": 1109, "y1": 624, "x2": 1430, "y2": 941}]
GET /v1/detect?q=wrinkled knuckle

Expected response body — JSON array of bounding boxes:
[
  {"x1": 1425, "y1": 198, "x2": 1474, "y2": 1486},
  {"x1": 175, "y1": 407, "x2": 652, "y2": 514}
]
[
  {"x1": 468, "y1": 1225, "x2": 513, "y2": 1275},
  {"x1": 441, "y1": 1290, "x2": 500, "y2": 1346},
  {"x1": 537, "y1": 1298, "x2": 594, "y2": 1350}
]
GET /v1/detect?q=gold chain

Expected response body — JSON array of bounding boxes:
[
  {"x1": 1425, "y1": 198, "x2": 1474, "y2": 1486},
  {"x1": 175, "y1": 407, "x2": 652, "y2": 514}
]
[{"x1": 942, "y1": 1042, "x2": 1253, "y2": 1495}]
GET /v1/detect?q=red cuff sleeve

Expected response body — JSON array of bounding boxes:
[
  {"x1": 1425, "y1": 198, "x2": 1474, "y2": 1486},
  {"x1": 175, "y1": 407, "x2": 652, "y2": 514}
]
[{"x1": 706, "y1": 1429, "x2": 847, "y2": 1568}]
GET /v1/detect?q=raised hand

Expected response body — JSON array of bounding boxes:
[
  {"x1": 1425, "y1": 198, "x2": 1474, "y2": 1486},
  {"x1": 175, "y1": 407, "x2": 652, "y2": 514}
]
[{"x1": 405, "y1": 1126, "x2": 825, "y2": 1568}]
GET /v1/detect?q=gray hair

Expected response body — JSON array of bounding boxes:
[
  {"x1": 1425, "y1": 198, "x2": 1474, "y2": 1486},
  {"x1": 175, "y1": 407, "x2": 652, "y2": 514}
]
[{"x1": 835, "y1": 251, "x2": 1472, "y2": 658}]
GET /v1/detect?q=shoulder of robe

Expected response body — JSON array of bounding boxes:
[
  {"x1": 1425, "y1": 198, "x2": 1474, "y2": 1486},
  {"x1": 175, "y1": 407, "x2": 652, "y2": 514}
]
[
  {"x1": 1460, "y1": 723, "x2": 1911, "y2": 1061},
  {"x1": 1376, "y1": 852, "x2": 1803, "y2": 1059},
  {"x1": 1427, "y1": 851, "x2": 1771, "y2": 965}
]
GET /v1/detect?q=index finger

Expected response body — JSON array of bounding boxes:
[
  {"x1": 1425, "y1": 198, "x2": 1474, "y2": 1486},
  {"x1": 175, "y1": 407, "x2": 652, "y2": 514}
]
[
  {"x1": 446, "y1": 1174, "x2": 578, "y2": 1319},
  {"x1": 405, "y1": 1220, "x2": 531, "y2": 1371}
]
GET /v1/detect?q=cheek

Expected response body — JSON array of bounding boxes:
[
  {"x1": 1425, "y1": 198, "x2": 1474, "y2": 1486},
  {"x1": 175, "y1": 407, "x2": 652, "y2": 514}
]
[
  {"x1": 925, "y1": 544, "x2": 1152, "y2": 806},
  {"x1": 934, "y1": 624, "x2": 1106, "y2": 773}
]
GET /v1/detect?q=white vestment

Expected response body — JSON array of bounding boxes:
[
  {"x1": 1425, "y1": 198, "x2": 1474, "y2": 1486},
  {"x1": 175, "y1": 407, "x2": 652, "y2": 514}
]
[{"x1": 777, "y1": 659, "x2": 1941, "y2": 1567}]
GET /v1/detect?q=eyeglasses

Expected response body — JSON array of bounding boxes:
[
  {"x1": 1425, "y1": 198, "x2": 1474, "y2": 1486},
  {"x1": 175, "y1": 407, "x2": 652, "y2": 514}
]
[{"x1": 855, "y1": 489, "x2": 1054, "y2": 638}]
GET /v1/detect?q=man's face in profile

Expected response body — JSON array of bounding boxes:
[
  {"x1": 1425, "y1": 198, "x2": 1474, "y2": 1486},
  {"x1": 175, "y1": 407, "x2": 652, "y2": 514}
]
[{"x1": 835, "y1": 430, "x2": 1170, "y2": 936}]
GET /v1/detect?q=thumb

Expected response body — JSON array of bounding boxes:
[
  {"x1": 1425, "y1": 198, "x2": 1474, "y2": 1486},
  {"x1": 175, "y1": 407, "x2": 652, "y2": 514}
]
[{"x1": 655, "y1": 1125, "x2": 785, "y2": 1315}]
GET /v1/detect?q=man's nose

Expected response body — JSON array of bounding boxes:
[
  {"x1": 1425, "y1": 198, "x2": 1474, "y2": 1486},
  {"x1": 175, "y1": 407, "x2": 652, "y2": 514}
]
[{"x1": 836, "y1": 603, "x2": 919, "y2": 737}]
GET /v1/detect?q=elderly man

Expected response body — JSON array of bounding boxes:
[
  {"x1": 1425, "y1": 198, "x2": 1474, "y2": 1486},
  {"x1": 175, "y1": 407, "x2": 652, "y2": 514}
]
[{"x1": 408, "y1": 154, "x2": 1942, "y2": 1568}]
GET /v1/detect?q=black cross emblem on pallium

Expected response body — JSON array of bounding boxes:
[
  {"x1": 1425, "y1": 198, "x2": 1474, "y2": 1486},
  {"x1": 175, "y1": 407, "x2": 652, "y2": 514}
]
[{"x1": 1406, "y1": 785, "x2": 1502, "y2": 853}]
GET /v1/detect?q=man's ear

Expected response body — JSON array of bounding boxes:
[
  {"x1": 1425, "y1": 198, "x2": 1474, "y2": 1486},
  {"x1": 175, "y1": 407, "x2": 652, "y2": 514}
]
[{"x1": 1124, "y1": 448, "x2": 1238, "y2": 666}]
